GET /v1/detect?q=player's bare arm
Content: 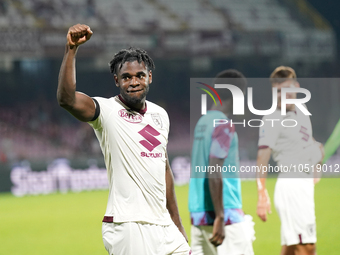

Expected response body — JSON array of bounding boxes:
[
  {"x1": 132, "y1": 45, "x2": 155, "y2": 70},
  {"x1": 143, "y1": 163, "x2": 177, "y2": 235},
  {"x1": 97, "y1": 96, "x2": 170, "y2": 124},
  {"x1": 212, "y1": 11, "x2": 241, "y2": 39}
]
[
  {"x1": 256, "y1": 147, "x2": 272, "y2": 222},
  {"x1": 165, "y1": 153, "x2": 189, "y2": 242},
  {"x1": 57, "y1": 24, "x2": 96, "y2": 122},
  {"x1": 208, "y1": 157, "x2": 225, "y2": 247}
]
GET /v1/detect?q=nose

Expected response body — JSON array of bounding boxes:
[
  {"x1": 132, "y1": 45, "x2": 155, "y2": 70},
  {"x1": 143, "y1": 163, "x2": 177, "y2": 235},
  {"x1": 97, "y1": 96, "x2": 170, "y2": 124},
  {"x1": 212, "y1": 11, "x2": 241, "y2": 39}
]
[{"x1": 130, "y1": 76, "x2": 139, "y2": 86}]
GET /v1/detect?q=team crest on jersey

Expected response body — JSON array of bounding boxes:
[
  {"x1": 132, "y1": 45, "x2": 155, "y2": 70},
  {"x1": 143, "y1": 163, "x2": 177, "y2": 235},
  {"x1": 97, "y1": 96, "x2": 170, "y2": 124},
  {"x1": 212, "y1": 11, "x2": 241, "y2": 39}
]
[
  {"x1": 151, "y1": 114, "x2": 162, "y2": 128},
  {"x1": 118, "y1": 109, "x2": 142, "y2": 123}
]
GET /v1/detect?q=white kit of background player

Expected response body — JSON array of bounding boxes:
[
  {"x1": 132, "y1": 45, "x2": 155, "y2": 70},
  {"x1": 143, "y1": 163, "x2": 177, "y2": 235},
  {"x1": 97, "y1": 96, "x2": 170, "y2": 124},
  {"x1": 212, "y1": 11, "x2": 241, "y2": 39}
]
[{"x1": 257, "y1": 66, "x2": 323, "y2": 255}]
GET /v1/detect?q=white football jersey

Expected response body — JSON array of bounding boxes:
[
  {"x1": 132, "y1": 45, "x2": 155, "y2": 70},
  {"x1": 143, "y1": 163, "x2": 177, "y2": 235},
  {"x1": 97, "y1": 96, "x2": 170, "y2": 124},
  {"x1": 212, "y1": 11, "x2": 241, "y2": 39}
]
[
  {"x1": 88, "y1": 95, "x2": 172, "y2": 225},
  {"x1": 258, "y1": 106, "x2": 320, "y2": 168}
]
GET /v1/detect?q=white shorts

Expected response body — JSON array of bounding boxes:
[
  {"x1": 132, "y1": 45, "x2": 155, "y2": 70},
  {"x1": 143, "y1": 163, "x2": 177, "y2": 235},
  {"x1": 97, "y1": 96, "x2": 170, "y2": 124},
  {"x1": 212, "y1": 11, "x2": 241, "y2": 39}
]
[
  {"x1": 191, "y1": 215, "x2": 255, "y2": 255},
  {"x1": 274, "y1": 178, "x2": 316, "y2": 246},
  {"x1": 102, "y1": 221, "x2": 191, "y2": 255}
]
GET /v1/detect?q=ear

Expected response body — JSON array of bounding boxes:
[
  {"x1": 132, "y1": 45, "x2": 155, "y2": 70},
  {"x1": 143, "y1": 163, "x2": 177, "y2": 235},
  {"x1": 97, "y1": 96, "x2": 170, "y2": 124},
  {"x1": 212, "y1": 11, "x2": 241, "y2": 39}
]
[
  {"x1": 148, "y1": 70, "x2": 152, "y2": 84},
  {"x1": 114, "y1": 74, "x2": 119, "y2": 87}
]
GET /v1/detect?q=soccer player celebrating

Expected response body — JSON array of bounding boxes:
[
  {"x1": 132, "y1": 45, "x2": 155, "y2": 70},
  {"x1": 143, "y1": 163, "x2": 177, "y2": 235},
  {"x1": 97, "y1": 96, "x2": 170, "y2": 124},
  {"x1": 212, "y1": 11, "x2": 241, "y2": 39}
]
[
  {"x1": 188, "y1": 70, "x2": 255, "y2": 255},
  {"x1": 256, "y1": 66, "x2": 324, "y2": 255},
  {"x1": 57, "y1": 24, "x2": 190, "y2": 255}
]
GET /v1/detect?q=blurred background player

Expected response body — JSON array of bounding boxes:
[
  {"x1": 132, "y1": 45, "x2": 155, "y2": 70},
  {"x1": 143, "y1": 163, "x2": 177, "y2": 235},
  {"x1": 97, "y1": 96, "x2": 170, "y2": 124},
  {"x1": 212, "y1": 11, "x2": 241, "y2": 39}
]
[
  {"x1": 256, "y1": 66, "x2": 324, "y2": 255},
  {"x1": 57, "y1": 23, "x2": 190, "y2": 255},
  {"x1": 323, "y1": 118, "x2": 340, "y2": 163},
  {"x1": 188, "y1": 69, "x2": 255, "y2": 255}
]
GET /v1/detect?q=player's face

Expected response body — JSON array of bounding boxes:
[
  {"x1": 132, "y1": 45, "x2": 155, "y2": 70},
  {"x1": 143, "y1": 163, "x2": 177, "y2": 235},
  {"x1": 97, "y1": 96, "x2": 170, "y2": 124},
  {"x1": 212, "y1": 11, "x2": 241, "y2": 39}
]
[
  {"x1": 115, "y1": 60, "x2": 152, "y2": 109},
  {"x1": 273, "y1": 80, "x2": 299, "y2": 111}
]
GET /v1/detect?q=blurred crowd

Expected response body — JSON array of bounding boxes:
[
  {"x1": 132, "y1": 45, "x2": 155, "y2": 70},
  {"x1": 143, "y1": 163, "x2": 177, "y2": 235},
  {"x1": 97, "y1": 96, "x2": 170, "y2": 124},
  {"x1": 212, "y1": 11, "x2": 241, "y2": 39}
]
[
  {"x1": 0, "y1": 0, "x2": 297, "y2": 32},
  {"x1": 0, "y1": 100, "x2": 101, "y2": 164},
  {"x1": 0, "y1": 0, "x2": 190, "y2": 30}
]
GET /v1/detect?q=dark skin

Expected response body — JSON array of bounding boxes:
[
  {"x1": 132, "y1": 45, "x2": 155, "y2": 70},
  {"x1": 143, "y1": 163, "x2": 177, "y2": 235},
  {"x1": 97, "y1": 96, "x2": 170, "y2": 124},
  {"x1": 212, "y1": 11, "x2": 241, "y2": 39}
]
[
  {"x1": 57, "y1": 23, "x2": 188, "y2": 242},
  {"x1": 57, "y1": 24, "x2": 95, "y2": 122},
  {"x1": 113, "y1": 61, "x2": 152, "y2": 111},
  {"x1": 208, "y1": 158, "x2": 225, "y2": 247},
  {"x1": 207, "y1": 100, "x2": 233, "y2": 247}
]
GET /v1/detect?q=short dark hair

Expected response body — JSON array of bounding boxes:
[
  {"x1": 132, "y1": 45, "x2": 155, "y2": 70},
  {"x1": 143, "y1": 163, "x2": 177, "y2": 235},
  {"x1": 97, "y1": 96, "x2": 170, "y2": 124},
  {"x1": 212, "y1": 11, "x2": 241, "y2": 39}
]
[
  {"x1": 109, "y1": 47, "x2": 155, "y2": 75},
  {"x1": 214, "y1": 69, "x2": 247, "y2": 101},
  {"x1": 270, "y1": 66, "x2": 296, "y2": 85}
]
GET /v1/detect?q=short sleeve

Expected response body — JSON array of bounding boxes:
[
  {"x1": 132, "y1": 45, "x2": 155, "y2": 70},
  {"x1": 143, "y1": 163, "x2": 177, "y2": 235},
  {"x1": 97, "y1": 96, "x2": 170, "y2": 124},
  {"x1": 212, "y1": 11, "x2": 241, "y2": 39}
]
[
  {"x1": 87, "y1": 97, "x2": 103, "y2": 131},
  {"x1": 90, "y1": 98, "x2": 100, "y2": 121},
  {"x1": 209, "y1": 123, "x2": 235, "y2": 159}
]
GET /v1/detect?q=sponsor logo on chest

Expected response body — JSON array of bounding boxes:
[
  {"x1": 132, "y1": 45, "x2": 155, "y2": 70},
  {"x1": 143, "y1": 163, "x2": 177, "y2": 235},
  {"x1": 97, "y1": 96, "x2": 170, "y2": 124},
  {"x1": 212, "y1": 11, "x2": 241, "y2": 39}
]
[
  {"x1": 138, "y1": 125, "x2": 164, "y2": 159},
  {"x1": 141, "y1": 152, "x2": 163, "y2": 158},
  {"x1": 118, "y1": 109, "x2": 142, "y2": 123}
]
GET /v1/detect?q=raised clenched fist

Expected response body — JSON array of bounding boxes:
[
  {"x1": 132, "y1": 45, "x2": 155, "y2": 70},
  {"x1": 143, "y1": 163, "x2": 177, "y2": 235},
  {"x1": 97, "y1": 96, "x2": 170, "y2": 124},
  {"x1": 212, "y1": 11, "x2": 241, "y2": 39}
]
[{"x1": 67, "y1": 24, "x2": 93, "y2": 47}]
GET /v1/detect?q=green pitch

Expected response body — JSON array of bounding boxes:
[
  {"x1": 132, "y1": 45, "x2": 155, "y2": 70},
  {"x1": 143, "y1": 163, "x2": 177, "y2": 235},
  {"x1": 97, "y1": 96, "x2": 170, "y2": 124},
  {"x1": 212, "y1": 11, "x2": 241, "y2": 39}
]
[{"x1": 1, "y1": 178, "x2": 340, "y2": 255}]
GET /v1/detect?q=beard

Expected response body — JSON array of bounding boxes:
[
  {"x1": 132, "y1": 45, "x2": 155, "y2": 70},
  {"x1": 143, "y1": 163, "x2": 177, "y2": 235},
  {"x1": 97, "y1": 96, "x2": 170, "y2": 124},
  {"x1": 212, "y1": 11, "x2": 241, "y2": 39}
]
[{"x1": 120, "y1": 85, "x2": 149, "y2": 107}]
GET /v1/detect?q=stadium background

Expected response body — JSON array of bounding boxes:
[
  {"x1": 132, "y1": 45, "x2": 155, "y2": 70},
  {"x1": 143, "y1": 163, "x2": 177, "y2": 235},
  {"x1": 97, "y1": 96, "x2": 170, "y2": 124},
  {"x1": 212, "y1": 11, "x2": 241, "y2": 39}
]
[{"x1": 1, "y1": 0, "x2": 340, "y2": 254}]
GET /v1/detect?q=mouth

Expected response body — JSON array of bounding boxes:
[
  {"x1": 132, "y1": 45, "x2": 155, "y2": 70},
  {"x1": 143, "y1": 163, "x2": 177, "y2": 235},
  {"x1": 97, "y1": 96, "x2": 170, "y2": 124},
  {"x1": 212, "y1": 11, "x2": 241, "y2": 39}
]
[{"x1": 127, "y1": 89, "x2": 143, "y2": 94}]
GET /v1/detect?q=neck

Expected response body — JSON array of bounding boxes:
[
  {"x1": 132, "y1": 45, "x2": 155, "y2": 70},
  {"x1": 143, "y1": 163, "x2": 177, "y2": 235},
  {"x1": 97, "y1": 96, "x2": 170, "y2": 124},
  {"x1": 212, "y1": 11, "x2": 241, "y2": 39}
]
[{"x1": 118, "y1": 94, "x2": 146, "y2": 113}]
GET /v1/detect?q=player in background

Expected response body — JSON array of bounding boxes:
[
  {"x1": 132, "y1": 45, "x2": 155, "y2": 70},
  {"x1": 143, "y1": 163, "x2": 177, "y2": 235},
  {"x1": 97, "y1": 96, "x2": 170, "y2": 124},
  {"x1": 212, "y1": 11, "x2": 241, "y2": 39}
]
[
  {"x1": 188, "y1": 70, "x2": 255, "y2": 255},
  {"x1": 256, "y1": 66, "x2": 324, "y2": 255},
  {"x1": 323, "y1": 118, "x2": 340, "y2": 163},
  {"x1": 57, "y1": 24, "x2": 190, "y2": 255}
]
